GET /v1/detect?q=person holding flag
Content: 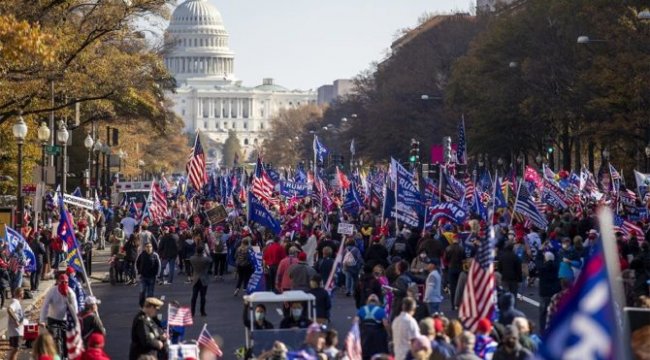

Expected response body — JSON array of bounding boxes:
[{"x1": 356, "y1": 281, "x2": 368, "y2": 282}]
[{"x1": 39, "y1": 274, "x2": 78, "y2": 357}]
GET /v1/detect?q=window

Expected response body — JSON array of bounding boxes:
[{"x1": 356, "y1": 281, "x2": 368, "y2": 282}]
[
  {"x1": 223, "y1": 122, "x2": 227, "y2": 128},
  {"x1": 231, "y1": 122, "x2": 235, "y2": 129},
  {"x1": 181, "y1": 109, "x2": 185, "y2": 116},
  {"x1": 253, "y1": 138, "x2": 258, "y2": 145},
  {"x1": 243, "y1": 122, "x2": 248, "y2": 129},
  {"x1": 203, "y1": 121, "x2": 208, "y2": 129},
  {"x1": 244, "y1": 138, "x2": 249, "y2": 145}
]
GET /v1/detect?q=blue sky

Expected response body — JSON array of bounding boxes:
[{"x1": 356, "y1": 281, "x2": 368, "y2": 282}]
[{"x1": 165, "y1": 1, "x2": 472, "y2": 90}]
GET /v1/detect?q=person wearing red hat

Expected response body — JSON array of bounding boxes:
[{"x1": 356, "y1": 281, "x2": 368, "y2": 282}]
[
  {"x1": 39, "y1": 274, "x2": 78, "y2": 357},
  {"x1": 474, "y1": 318, "x2": 497, "y2": 360},
  {"x1": 81, "y1": 333, "x2": 110, "y2": 360}
]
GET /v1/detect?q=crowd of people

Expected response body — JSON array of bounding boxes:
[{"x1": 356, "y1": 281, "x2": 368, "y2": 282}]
[{"x1": 4, "y1": 168, "x2": 650, "y2": 360}]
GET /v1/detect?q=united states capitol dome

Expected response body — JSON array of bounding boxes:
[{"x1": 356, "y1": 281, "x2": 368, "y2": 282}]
[
  {"x1": 165, "y1": 0, "x2": 236, "y2": 83},
  {"x1": 169, "y1": 0, "x2": 224, "y2": 29}
]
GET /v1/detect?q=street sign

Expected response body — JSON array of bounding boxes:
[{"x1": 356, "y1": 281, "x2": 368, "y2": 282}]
[
  {"x1": 337, "y1": 222, "x2": 355, "y2": 236},
  {"x1": 45, "y1": 145, "x2": 61, "y2": 155}
]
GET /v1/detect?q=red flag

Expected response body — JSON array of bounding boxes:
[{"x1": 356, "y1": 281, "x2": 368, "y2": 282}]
[
  {"x1": 168, "y1": 304, "x2": 193, "y2": 327},
  {"x1": 336, "y1": 166, "x2": 351, "y2": 191},
  {"x1": 198, "y1": 324, "x2": 223, "y2": 357}
]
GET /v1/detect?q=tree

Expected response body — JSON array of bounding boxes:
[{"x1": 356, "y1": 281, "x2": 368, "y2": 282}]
[
  {"x1": 265, "y1": 104, "x2": 323, "y2": 167},
  {"x1": 222, "y1": 131, "x2": 242, "y2": 168},
  {"x1": 0, "y1": 0, "x2": 176, "y2": 129},
  {"x1": 345, "y1": 14, "x2": 486, "y2": 162}
]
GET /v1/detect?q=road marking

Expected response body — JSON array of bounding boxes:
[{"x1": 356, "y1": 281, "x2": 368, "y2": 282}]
[{"x1": 517, "y1": 294, "x2": 540, "y2": 307}]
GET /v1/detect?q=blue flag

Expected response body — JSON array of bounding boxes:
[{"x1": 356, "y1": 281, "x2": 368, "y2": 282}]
[
  {"x1": 71, "y1": 187, "x2": 82, "y2": 198},
  {"x1": 247, "y1": 192, "x2": 281, "y2": 235},
  {"x1": 382, "y1": 183, "x2": 395, "y2": 220},
  {"x1": 246, "y1": 248, "x2": 266, "y2": 294},
  {"x1": 313, "y1": 135, "x2": 328, "y2": 164},
  {"x1": 342, "y1": 182, "x2": 363, "y2": 214},
  {"x1": 537, "y1": 242, "x2": 618, "y2": 359},
  {"x1": 58, "y1": 197, "x2": 85, "y2": 273},
  {"x1": 4, "y1": 227, "x2": 36, "y2": 273},
  {"x1": 393, "y1": 158, "x2": 421, "y2": 227},
  {"x1": 294, "y1": 168, "x2": 307, "y2": 183},
  {"x1": 280, "y1": 181, "x2": 309, "y2": 198},
  {"x1": 472, "y1": 188, "x2": 488, "y2": 221}
]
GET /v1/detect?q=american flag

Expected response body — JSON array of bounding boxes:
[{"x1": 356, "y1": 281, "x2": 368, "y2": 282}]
[
  {"x1": 336, "y1": 166, "x2": 351, "y2": 191},
  {"x1": 148, "y1": 179, "x2": 168, "y2": 224},
  {"x1": 198, "y1": 324, "x2": 223, "y2": 357},
  {"x1": 609, "y1": 164, "x2": 621, "y2": 181},
  {"x1": 456, "y1": 116, "x2": 467, "y2": 165},
  {"x1": 459, "y1": 234, "x2": 496, "y2": 331},
  {"x1": 514, "y1": 181, "x2": 549, "y2": 229},
  {"x1": 66, "y1": 307, "x2": 84, "y2": 359},
  {"x1": 614, "y1": 215, "x2": 643, "y2": 238},
  {"x1": 168, "y1": 304, "x2": 193, "y2": 327},
  {"x1": 463, "y1": 176, "x2": 475, "y2": 203},
  {"x1": 344, "y1": 322, "x2": 363, "y2": 360},
  {"x1": 252, "y1": 157, "x2": 275, "y2": 205},
  {"x1": 186, "y1": 132, "x2": 207, "y2": 191}
]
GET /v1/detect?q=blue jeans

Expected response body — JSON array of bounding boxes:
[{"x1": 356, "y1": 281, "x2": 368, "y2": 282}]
[
  {"x1": 160, "y1": 259, "x2": 176, "y2": 283},
  {"x1": 426, "y1": 302, "x2": 440, "y2": 315},
  {"x1": 343, "y1": 269, "x2": 358, "y2": 295},
  {"x1": 139, "y1": 277, "x2": 156, "y2": 307}
]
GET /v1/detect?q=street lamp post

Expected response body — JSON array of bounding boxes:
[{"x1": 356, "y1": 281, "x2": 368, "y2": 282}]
[
  {"x1": 56, "y1": 120, "x2": 69, "y2": 193},
  {"x1": 102, "y1": 144, "x2": 110, "y2": 196},
  {"x1": 37, "y1": 122, "x2": 50, "y2": 227},
  {"x1": 118, "y1": 149, "x2": 126, "y2": 180},
  {"x1": 13, "y1": 113, "x2": 28, "y2": 231},
  {"x1": 84, "y1": 133, "x2": 94, "y2": 197},
  {"x1": 93, "y1": 139, "x2": 103, "y2": 195}
]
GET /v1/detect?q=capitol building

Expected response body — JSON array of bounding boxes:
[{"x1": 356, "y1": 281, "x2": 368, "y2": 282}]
[{"x1": 164, "y1": 0, "x2": 316, "y2": 165}]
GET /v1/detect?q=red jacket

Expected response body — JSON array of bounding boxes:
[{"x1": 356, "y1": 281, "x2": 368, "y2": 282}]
[
  {"x1": 263, "y1": 242, "x2": 286, "y2": 267},
  {"x1": 81, "y1": 348, "x2": 110, "y2": 360}
]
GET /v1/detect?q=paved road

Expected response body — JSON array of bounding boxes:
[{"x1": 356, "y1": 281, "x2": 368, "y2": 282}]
[{"x1": 89, "y1": 250, "x2": 542, "y2": 359}]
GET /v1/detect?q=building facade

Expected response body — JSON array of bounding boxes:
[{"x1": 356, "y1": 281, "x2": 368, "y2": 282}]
[
  {"x1": 316, "y1": 79, "x2": 355, "y2": 105},
  {"x1": 164, "y1": 0, "x2": 316, "y2": 165}
]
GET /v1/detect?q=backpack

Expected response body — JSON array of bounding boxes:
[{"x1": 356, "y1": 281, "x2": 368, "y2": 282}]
[
  {"x1": 215, "y1": 238, "x2": 225, "y2": 253},
  {"x1": 343, "y1": 250, "x2": 357, "y2": 268}
]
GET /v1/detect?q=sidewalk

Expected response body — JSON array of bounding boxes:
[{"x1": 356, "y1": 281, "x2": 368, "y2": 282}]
[{"x1": 0, "y1": 277, "x2": 56, "y2": 338}]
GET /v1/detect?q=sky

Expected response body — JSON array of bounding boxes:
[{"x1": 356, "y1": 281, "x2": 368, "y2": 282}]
[{"x1": 165, "y1": 0, "x2": 472, "y2": 90}]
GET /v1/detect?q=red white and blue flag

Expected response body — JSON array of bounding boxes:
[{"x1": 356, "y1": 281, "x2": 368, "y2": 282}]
[
  {"x1": 148, "y1": 179, "x2": 168, "y2": 224},
  {"x1": 186, "y1": 132, "x2": 207, "y2": 191},
  {"x1": 252, "y1": 157, "x2": 276, "y2": 206},
  {"x1": 198, "y1": 324, "x2": 223, "y2": 357},
  {"x1": 168, "y1": 304, "x2": 193, "y2": 327},
  {"x1": 344, "y1": 322, "x2": 363, "y2": 360},
  {"x1": 459, "y1": 233, "x2": 495, "y2": 331}
]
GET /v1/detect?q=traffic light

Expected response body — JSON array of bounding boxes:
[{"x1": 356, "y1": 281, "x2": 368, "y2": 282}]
[
  {"x1": 547, "y1": 146, "x2": 554, "y2": 154},
  {"x1": 409, "y1": 138, "x2": 420, "y2": 165},
  {"x1": 443, "y1": 136, "x2": 452, "y2": 163}
]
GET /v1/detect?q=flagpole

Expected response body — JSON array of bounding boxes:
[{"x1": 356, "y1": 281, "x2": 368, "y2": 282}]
[
  {"x1": 490, "y1": 170, "x2": 498, "y2": 225},
  {"x1": 597, "y1": 207, "x2": 631, "y2": 360},
  {"x1": 509, "y1": 179, "x2": 522, "y2": 228}
]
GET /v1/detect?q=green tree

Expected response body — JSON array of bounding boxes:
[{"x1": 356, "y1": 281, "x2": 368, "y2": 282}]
[
  {"x1": 222, "y1": 131, "x2": 241, "y2": 168},
  {"x1": 265, "y1": 104, "x2": 323, "y2": 167}
]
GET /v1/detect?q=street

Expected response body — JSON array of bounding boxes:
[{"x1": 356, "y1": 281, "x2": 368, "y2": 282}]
[{"x1": 88, "y1": 250, "x2": 542, "y2": 359}]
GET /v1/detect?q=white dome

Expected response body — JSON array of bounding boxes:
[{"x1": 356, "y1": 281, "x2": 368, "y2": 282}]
[
  {"x1": 170, "y1": 0, "x2": 224, "y2": 28},
  {"x1": 165, "y1": 0, "x2": 236, "y2": 83}
]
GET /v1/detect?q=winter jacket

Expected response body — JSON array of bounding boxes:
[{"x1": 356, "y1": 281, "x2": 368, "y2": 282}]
[
  {"x1": 538, "y1": 261, "x2": 560, "y2": 298},
  {"x1": 497, "y1": 292, "x2": 525, "y2": 325},
  {"x1": 498, "y1": 248, "x2": 523, "y2": 283}
]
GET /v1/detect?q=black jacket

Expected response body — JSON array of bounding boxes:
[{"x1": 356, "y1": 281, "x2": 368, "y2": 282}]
[
  {"x1": 129, "y1": 310, "x2": 165, "y2": 360},
  {"x1": 124, "y1": 240, "x2": 138, "y2": 262},
  {"x1": 538, "y1": 260, "x2": 560, "y2": 298},
  {"x1": 498, "y1": 249, "x2": 523, "y2": 283},
  {"x1": 364, "y1": 244, "x2": 389, "y2": 270},
  {"x1": 136, "y1": 251, "x2": 161, "y2": 279},
  {"x1": 158, "y1": 233, "x2": 179, "y2": 260},
  {"x1": 308, "y1": 287, "x2": 331, "y2": 319}
]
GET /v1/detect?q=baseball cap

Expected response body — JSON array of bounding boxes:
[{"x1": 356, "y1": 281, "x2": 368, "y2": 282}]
[
  {"x1": 144, "y1": 297, "x2": 164, "y2": 308},
  {"x1": 85, "y1": 296, "x2": 101, "y2": 306}
]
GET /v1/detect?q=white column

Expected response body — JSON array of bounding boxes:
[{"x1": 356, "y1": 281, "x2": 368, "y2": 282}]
[{"x1": 209, "y1": 98, "x2": 214, "y2": 118}]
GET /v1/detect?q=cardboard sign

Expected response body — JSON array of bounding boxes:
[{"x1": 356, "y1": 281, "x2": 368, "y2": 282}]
[
  {"x1": 337, "y1": 222, "x2": 355, "y2": 236},
  {"x1": 206, "y1": 204, "x2": 227, "y2": 224}
]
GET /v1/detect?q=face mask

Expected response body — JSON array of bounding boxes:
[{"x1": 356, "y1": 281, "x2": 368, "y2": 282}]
[
  {"x1": 562, "y1": 244, "x2": 569, "y2": 250},
  {"x1": 291, "y1": 309, "x2": 302, "y2": 319},
  {"x1": 420, "y1": 254, "x2": 426, "y2": 259},
  {"x1": 58, "y1": 283, "x2": 68, "y2": 296},
  {"x1": 255, "y1": 312, "x2": 265, "y2": 322}
]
